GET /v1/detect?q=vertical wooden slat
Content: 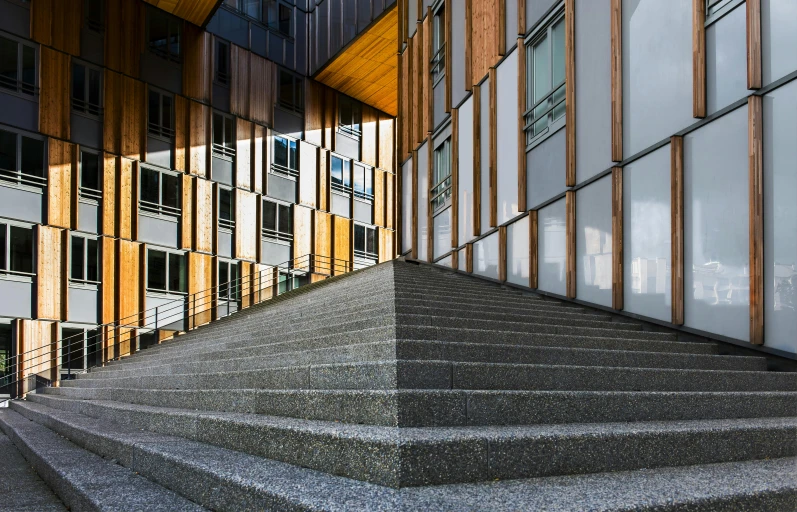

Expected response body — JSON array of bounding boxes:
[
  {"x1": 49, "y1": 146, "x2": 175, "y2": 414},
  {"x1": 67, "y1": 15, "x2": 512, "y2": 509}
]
[
  {"x1": 293, "y1": 205, "x2": 313, "y2": 261},
  {"x1": 193, "y1": 177, "x2": 214, "y2": 253},
  {"x1": 451, "y1": 108, "x2": 459, "y2": 248},
  {"x1": 566, "y1": 190, "x2": 576, "y2": 298},
  {"x1": 332, "y1": 215, "x2": 352, "y2": 273},
  {"x1": 323, "y1": 86, "x2": 336, "y2": 151},
  {"x1": 47, "y1": 139, "x2": 73, "y2": 229},
  {"x1": 30, "y1": 0, "x2": 53, "y2": 47},
  {"x1": 174, "y1": 95, "x2": 188, "y2": 172},
  {"x1": 116, "y1": 157, "x2": 134, "y2": 240},
  {"x1": 250, "y1": 54, "x2": 274, "y2": 126},
  {"x1": 35, "y1": 225, "x2": 64, "y2": 321},
  {"x1": 378, "y1": 115, "x2": 395, "y2": 173},
  {"x1": 472, "y1": 83, "x2": 482, "y2": 236},
  {"x1": 100, "y1": 236, "x2": 115, "y2": 324},
  {"x1": 611, "y1": 0, "x2": 623, "y2": 162},
  {"x1": 104, "y1": 0, "x2": 142, "y2": 77},
  {"x1": 517, "y1": 38, "x2": 527, "y2": 212},
  {"x1": 182, "y1": 25, "x2": 212, "y2": 103},
  {"x1": 235, "y1": 189, "x2": 258, "y2": 261},
  {"x1": 230, "y1": 45, "x2": 251, "y2": 118},
  {"x1": 102, "y1": 154, "x2": 116, "y2": 236},
  {"x1": 746, "y1": 0, "x2": 762, "y2": 90},
  {"x1": 386, "y1": 172, "x2": 395, "y2": 230},
  {"x1": 612, "y1": 167, "x2": 623, "y2": 310},
  {"x1": 181, "y1": 175, "x2": 193, "y2": 250},
  {"x1": 189, "y1": 101, "x2": 210, "y2": 178},
  {"x1": 305, "y1": 80, "x2": 324, "y2": 147},
  {"x1": 498, "y1": 0, "x2": 506, "y2": 56},
  {"x1": 498, "y1": 225, "x2": 507, "y2": 281},
  {"x1": 489, "y1": 67, "x2": 497, "y2": 228},
  {"x1": 671, "y1": 135, "x2": 684, "y2": 325},
  {"x1": 236, "y1": 118, "x2": 253, "y2": 190},
  {"x1": 362, "y1": 105, "x2": 379, "y2": 168},
  {"x1": 121, "y1": 76, "x2": 145, "y2": 161},
  {"x1": 115, "y1": 239, "x2": 142, "y2": 355},
  {"x1": 693, "y1": 0, "x2": 706, "y2": 118},
  {"x1": 298, "y1": 142, "x2": 318, "y2": 208},
  {"x1": 529, "y1": 209, "x2": 538, "y2": 289},
  {"x1": 103, "y1": 70, "x2": 121, "y2": 154},
  {"x1": 39, "y1": 47, "x2": 71, "y2": 140},
  {"x1": 188, "y1": 252, "x2": 213, "y2": 328},
  {"x1": 131, "y1": 161, "x2": 140, "y2": 241},
  {"x1": 253, "y1": 124, "x2": 265, "y2": 194},
  {"x1": 374, "y1": 169, "x2": 385, "y2": 227},
  {"x1": 317, "y1": 149, "x2": 330, "y2": 212},
  {"x1": 465, "y1": 242, "x2": 473, "y2": 272},
  {"x1": 313, "y1": 210, "x2": 332, "y2": 273},
  {"x1": 517, "y1": 0, "x2": 526, "y2": 35},
  {"x1": 748, "y1": 95, "x2": 764, "y2": 344},
  {"x1": 565, "y1": 0, "x2": 576, "y2": 186}
]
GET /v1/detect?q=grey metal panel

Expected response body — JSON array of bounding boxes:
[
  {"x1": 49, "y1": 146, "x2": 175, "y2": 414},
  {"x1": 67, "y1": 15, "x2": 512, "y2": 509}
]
[
  {"x1": 216, "y1": 9, "x2": 250, "y2": 48},
  {"x1": 267, "y1": 173, "x2": 297, "y2": 202},
  {"x1": 285, "y1": 40, "x2": 295, "y2": 71},
  {"x1": 68, "y1": 287, "x2": 99, "y2": 324},
  {"x1": 622, "y1": 0, "x2": 693, "y2": 157},
  {"x1": 432, "y1": 123, "x2": 452, "y2": 147},
  {"x1": 433, "y1": 82, "x2": 446, "y2": 128},
  {"x1": 0, "y1": 278, "x2": 32, "y2": 319},
  {"x1": 146, "y1": 137, "x2": 173, "y2": 169},
  {"x1": 251, "y1": 25, "x2": 268, "y2": 57},
  {"x1": 329, "y1": 0, "x2": 343, "y2": 56},
  {"x1": 496, "y1": 50, "x2": 520, "y2": 224},
  {"x1": 261, "y1": 239, "x2": 291, "y2": 265},
  {"x1": 77, "y1": 202, "x2": 100, "y2": 234},
  {"x1": 80, "y1": 30, "x2": 104, "y2": 66},
  {"x1": 473, "y1": 231, "x2": 499, "y2": 280},
  {"x1": 331, "y1": 191, "x2": 351, "y2": 217},
  {"x1": 706, "y1": 4, "x2": 747, "y2": 115},
  {"x1": 432, "y1": 206, "x2": 451, "y2": 259},
  {"x1": 212, "y1": 84, "x2": 231, "y2": 113},
  {"x1": 416, "y1": 140, "x2": 428, "y2": 260},
  {"x1": 437, "y1": 254, "x2": 452, "y2": 267},
  {"x1": 537, "y1": 197, "x2": 566, "y2": 295},
  {"x1": 683, "y1": 105, "x2": 749, "y2": 341},
  {"x1": 622, "y1": 143, "x2": 671, "y2": 322},
  {"x1": 269, "y1": 32, "x2": 284, "y2": 65},
  {"x1": 479, "y1": 76, "x2": 491, "y2": 230},
  {"x1": 140, "y1": 52, "x2": 182, "y2": 96},
  {"x1": 0, "y1": 0, "x2": 29, "y2": 38},
  {"x1": 0, "y1": 184, "x2": 44, "y2": 224},
  {"x1": 145, "y1": 293, "x2": 186, "y2": 331},
  {"x1": 138, "y1": 215, "x2": 180, "y2": 248},
  {"x1": 450, "y1": 0, "x2": 467, "y2": 107},
  {"x1": 0, "y1": 92, "x2": 37, "y2": 132},
  {"x1": 761, "y1": 0, "x2": 797, "y2": 87},
  {"x1": 211, "y1": 156, "x2": 234, "y2": 186},
  {"x1": 408, "y1": 0, "x2": 417, "y2": 38},
  {"x1": 575, "y1": 174, "x2": 612, "y2": 308},
  {"x1": 401, "y1": 157, "x2": 413, "y2": 252},
  {"x1": 526, "y1": 0, "x2": 558, "y2": 33},
  {"x1": 457, "y1": 97, "x2": 474, "y2": 244},
  {"x1": 458, "y1": 247, "x2": 467, "y2": 270},
  {"x1": 526, "y1": 127, "x2": 565, "y2": 208},
  {"x1": 505, "y1": 0, "x2": 518, "y2": 47},
  {"x1": 218, "y1": 230, "x2": 233, "y2": 258},
  {"x1": 335, "y1": 133, "x2": 360, "y2": 160},
  {"x1": 353, "y1": 198, "x2": 373, "y2": 224},
  {"x1": 295, "y1": 12, "x2": 307, "y2": 75},
  {"x1": 274, "y1": 108, "x2": 304, "y2": 139},
  {"x1": 575, "y1": 0, "x2": 612, "y2": 184},
  {"x1": 763, "y1": 80, "x2": 797, "y2": 354},
  {"x1": 506, "y1": 215, "x2": 529, "y2": 286},
  {"x1": 357, "y1": 0, "x2": 371, "y2": 31},
  {"x1": 71, "y1": 113, "x2": 103, "y2": 150}
]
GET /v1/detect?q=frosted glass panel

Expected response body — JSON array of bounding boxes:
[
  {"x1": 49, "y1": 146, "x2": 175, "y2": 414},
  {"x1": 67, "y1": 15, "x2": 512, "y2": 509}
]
[
  {"x1": 433, "y1": 206, "x2": 452, "y2": 260},
  {"x1": 761, "y1": 0, "x2": 797, "y2": 86},
  {"x1": 480, "y1": 76, "x2": 492, "y2": 230},
  {"x1": 507, "y1": 216, "x2": 530, "y2": 287},
  {"x1": 473, "y1": 232, "x2": 500, "y2": 280},
  {"x1": 763, "y1": 81, "x2": 797, "y2": 354},
  {"x1": 416, "y1": 141, "x2": 429, "y2": 260},
  {"x1": 457, "y1": 97, "x2": 475, "y2": 244},
  {"x1": 623, "y1": 0, "x2": 693, "y2": 156},
  {"x1": 458, "y1": 248, "x2": 468, "y2": 272},
  {"x1": 623, "y1": 144, "x2": 671, "y2": 322},
  {"x1": 538, "y1": 199, "x2": 567, "y2": 295},
  {"x1": 684, "y1": 106, "x2": 749, "y2": 341},
  {"x1": 401, "y1": 157, "x2": 413, "y2": 254},
  {"x1": 706, "y1": 3, "x2": 748, "y2": 115},
  {"x1": 437, "y1": 254, "x2": 452, "y2": 268},
  {"x1": 496, "y1": 50, "x2": 521, "y2": 224},
  {"x1": 527, "y1": 128, "x2": 566, "y2": 208},
  {"x1": 576, "y1": 176, "x2": 612, "y2": 307}
]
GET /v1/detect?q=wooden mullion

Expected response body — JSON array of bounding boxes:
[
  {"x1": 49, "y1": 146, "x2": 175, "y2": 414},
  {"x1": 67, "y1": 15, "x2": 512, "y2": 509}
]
[
  {"x1": 611, "y1": 0, "x2": 623, "y2": 162},
  {"x1": 411, "y1": 149, "x2": 418, "y2": 259},
  {"x1": 473, "y1": 83, "x2": 481, "y2": 236},
  {"x1": 693, "y1": 0, "x2": 706, "y2": 118},
  {"x1": 671, "y1": 135, "x2": 684, "y2": 326},
  {"x1": 427, "y1": 135, "x2": 433, "y2": 262},
  {"x1": 748, "y1": 95, "x2": 764, "y2": 344},
  {"x1": 498, "y1": 225, "x2": 507, "y2": 281},
  {"x1": 746, "y1": 0, "x2": 762, "y2": 89}
]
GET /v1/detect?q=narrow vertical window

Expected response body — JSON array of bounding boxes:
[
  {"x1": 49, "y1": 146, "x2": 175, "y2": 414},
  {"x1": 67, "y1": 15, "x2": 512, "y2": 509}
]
[
  {"x1": 278, "y1": 70, "x2": 304, "y2": 114},
  {"x1": 212, "y1": 113, "x2": 236, "y2": 159},
  {"x1": 148, "y1": 90, "x2": 175, "y2": 140},
  {"x1": 338, "y1": 95, "x2": 361, "y2": 138},
  {"x1": 431, "y1": 2, "x2": 446, "y2": 84},
  {"x1": 354, "y1": 224, "x2": 378, "y2": 260},
  {"x1": 215, "y1": 39, "x2": 230, "y2": 86},
  {"x1": 272, "y1": 134, "x2": 298, "y2": 177},
  {"x1": 72, "y1": 62, "x2": 102, "y2": 117},
  {"x1": 431, "y1": 137, "x2": 452, "y2": 211},
  {"x1": 353, "y1": 164, "x2": 373, "y2": 200},
  {"x1": 524, "y1": 10, "x2": 566, "y2": 146},
  {"x1": 0, "y1": 36, "x2": 36, "y2": 96},
  {"x1": 219, "y1": 187, "x2": 235, "y2": 230},
  {"x1": 85, "y1": 0, "x2": 104, "y2": 32},
  {"x1": 148, "y1": 8, "x2": 182, "y2": 62}
]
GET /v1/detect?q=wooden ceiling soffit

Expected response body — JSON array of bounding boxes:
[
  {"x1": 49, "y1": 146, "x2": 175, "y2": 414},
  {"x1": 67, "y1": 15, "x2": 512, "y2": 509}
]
[{"x1": 142, "y1": 0, "x2": 223, "y2": 27}]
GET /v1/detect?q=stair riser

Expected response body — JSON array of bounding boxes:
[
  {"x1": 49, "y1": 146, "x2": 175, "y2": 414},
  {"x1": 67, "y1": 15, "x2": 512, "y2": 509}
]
[{"x1": 398, "y1": 314, "x2": 643, "y2": 334}]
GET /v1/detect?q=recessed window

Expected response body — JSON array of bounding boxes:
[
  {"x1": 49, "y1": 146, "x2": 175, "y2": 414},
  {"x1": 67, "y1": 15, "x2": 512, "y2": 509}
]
[
  {"x1": 79, "y1": 149, "x2": 102, "y2": 202},
  {"x1": 267, "y1": 1, "x2": 292, "y2": 36},
  {"x1": 272, "y1": 134, "x2": 298, "y2": 177},
  {"x1": 148, "y1": 89, "x2": 175, "y2": 140},
  {"x1": 212, "y1": 112, "x2": 236, "y2": 160},
  {"x1": 0, "y1": 129, "x2": 46, "y2": 189},
  {"x1": 85, "y1": 0, "x2": 104, "y2": 33},
  {"x1": 0, "y1": 35, "x2": 36, "y2": 96},
  {"x1": 147, "y1": 249, "x2": 187, "y2": 294},
  {"x1": 278, "y1": 69, "x2": 303, "y2": 114},
  {"x1": 353, "y1": 163, "x2": 373, "y2": 201},
  {"x1": 524, "y1": 9, "x2": 565, "y2": 147},
  {"x1": 219, "y1": 187, "x2": 235, "y2": 231},
  {"x1": 338, "y1": 95, "x2": 361, "y2": 138},
  {"x1": 330, "y1": 155, "x2": 351, "y2": 192},
  {"x1": 0, "y1": 222, "x2": 34, "y2": 276},
  {"x1": 139, "y1": 167, "x2": 181, "y2": 218},
  {"x1": 214, "y1": 39, "x2": 230, "y2": 86},
  {"x1": 261, "y1": 199, "x2": 292, "y2": 242},
  {"x1": 70, "y1": 235, "x2": 99, "y2": 283},
  {"x1": 72, "y1": 62, "x2": 102, "y2": 117},
  {"x1": 218, "y1": 259, "x2": 240, "y2": 301},
  {"x1": 431, "y1": 2, "x2": 446, "y2": 84},
  {"x1": 148, "y1": 8, "x2": 181, "y2": 62},
  {"x1": 354, "y1": 224, "x2": 378, "y2": 260},
  {"x1": 431, "y1": 137, "x2": 451, "y2": 211}
]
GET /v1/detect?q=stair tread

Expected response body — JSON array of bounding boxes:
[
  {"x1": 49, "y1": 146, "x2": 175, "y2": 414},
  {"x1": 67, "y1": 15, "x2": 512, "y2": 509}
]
[{"x1": 0, "y1": 431, "x2": 67, "y2": 512}]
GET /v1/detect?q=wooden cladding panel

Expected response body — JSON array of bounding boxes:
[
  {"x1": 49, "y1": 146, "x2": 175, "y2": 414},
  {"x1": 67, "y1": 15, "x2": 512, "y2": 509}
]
[
  {"x1": 498, "y1": 226, "x2": 507, "y2": 282},
  {"x1": 412, "y1": 32, "x2": 422, "y2": 146},
  {"x1": 565, "y1": 0, "x2": 576, "y2": 186},
  {"x1": 102, "y1": 70, "x2": 120, "y2": 154},
  {"x1": 469, "y1": 0, "x2": 501, "y2": 86},
  {"x1": 47, "y1": 138, "x2": 75, "y2": 229},
  {"x1": 379, "y1": 228, "x2": 394, "y2": 263},
  {"x1": 100, "y1": 236, "x2": 115, "y2": 323},
  {"x1": 610, "y1": 0, "x2": 623, "y2": 162},
  {"x1": 565, "y1": 190, "x2": 576, "y2": 298},
  {"x1": 488, "y1": 67, "x2": 497, "y2": 228},
  {"x1": 115, "y1": 239, "x2": 142, "y2": 328},
  {"x1": 323, "y1": 87, "x2": 337, "y2": 151},
  {"x1": 103, "y1": 71, "x2": 145, "y2": 160},
  {"x1": 422, "y1": 9, "x2": 432, "y2": 136},
  {"x1": 189, "y1": 101, "x2": 210, "y2": 177},
  {"x1": 400, "y1": 44, "x2": 412, "y2": 159},
  {"x1": 102, "y1": 154, "x2": 116, "y2": 236},
  {"x1": 188, "y1": 252, "x2": 213, "y2": 328},
  {"x1": 39, "y1": 47, "x2": 71, "y2": 139},
  {"x1": 30, "y1": 0, "x2": 80, "y2": 55},
  {"x1": 193, "y1": 177, "x2": 214, "y2": 253},
  {"x1": 142, "y1": 0, "x2": 219, "y2": 27},
  {"x1": 464, "y1": 0, "x2": 472, "y2": 89},
  {"x1": 693, "y1": 0, "x2": 706, "y2": 118},
  {"x1": 293, "y1": 205, "x2": 313, "y2": 261},
  {"x1": 230, "y1": 44, "x2": 251, "y2": 118},
  {"x1": 181, "y1": 175, "x2": 193, "y2": 250},
  {"x1": 318, "y1": 149, "x2": 330, "y2": 212},
  {"x1": 116, "y1": 157, "x2": 134, "y2": 240},
  {"x1": 305, "y1": 81, "x2": 324, "y2": 147},
  {"x1": 612, "y1": 167, "x2": 623, "y2": 310},
  {"x1": 313, "y1": 210, "x2": 332, "y2": 272},
  {"x1": 36, "y1": 225, "x2": 65, "y2": 321},
  {"x1": 250, "y1": 53, "x2": 275, "y2": 126},
  {"x1": 183, "y1": 25, "x2": 213, "y2": 103},
  {"x1": 253, "y1": 124, "x2": 265, "y2": 194},
  {"x1": 465, "y1": 243, "x2": 473, "y2": 273},
  {"x1": 517, "y1": 0, "x2": 525, "y2": 35},
  {"x1": 451, "y1": 108, "x2": 459, "y2": 247},
  {"x1": 472, "y1": 83, "x2": 482, "y2": 236},
  {"x1": 748, "y1": 95, "x2": 764, "y2": 344},
  {"x1": 671, "y1": 136, "x2": 684, "y2": 325},
  {"x1": 374, "y1": 169, "x2": 385, "y2": 227},
  {"x1": 517, "y1": 39, "x2": 527, "y2": 212},
  {"x1": 746, "y1": 0, "x2": 762, "y2": 89},
  {"x1": 378, "y1": 114, "x2": 395, "y2": 173},
  {"x1": 362, "y1": 105, "x2": 379, "y2": 168},
  {"x1": 235, "y1": 189, "x2": 258, "y2": 261},
  {"x1": 15, "y1": 319, "x2": 58, "y2": 389},
  {"x1": 174, "y1": 95, "x2": 188, "y2": 172},
  {"x1": 299, "y1": 142, "x2": 318, "y2": 208},
  {"x1": 236, "y1": 118, "x2": 253, "y2": 190},
  {"x1": 529, "y1": 210, "x2": 538, "y2": 289},
  {"x1": 104, "y1": 0, "x2": 143, "y2": 77},
  {"x1": 332, "y1": 215, "x2": 352, "y2": 274}
]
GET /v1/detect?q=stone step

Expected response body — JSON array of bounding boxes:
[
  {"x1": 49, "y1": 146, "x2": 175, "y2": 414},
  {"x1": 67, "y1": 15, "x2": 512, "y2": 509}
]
[
  {"x1": 0, "y1": 409, "x2": 206, "y2": 511},
  {"x1": 0, "y1": 430, "x2": 67, "y2": 512}
]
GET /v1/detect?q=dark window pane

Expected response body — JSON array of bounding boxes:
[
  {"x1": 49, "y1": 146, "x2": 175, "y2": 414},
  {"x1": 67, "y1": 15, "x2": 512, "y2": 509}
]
[
  {"x1": 169, "y1": 19, "x2": 181, "y2": 58},
  {"x1": 0, "y1": 224, "x2": 5, "y2": 270},
  {"x1": 71, "y1": 236, "x2": 85, "y2": 280},
  {"x1": 218, "y1": 261, "x2": 229, "y2": 296},
  {"x1": 339, "y1": 96, "x2": 351, "y2": 126},
  {"x1": 161, "y1": 173, "x2": 180, "y2": 209},
  {"x1": 230, "y1": 262, "x2": 239, "y2": 299},
  {"x1": 20, "y1": 137, "x2": 44, "y2": 177},
  {"x1": 366, "y1": 227, "x2": 376, "y2": 254},
  {"x1": 353, "y1": 165, "x2": 364, "y2": 194},
  {"x1": 354, "y1": 224, "x2": 364, "y2": 251},
  {"x1": 140, "y1": 168, "x2": 160, "y2": 204},
  {"x1": 162, "y1": 95, "x2": 173, "y2": 132},
  {"x1": 86, "y1": 0, "x2": 104, "y2": 31},
  {"x1": 147, "y1": 250, "x2": 167, "y2": 290},
  {"x1": 149, "y1": 11, "x2": 168, "y2": 51},
  {"x1": 224, "y1": 117, "x2": 233, "y2": 148},
  {"x1": 331, "y1": 157, "x2": 343, "y2": 185},
  {"x1": 0, "y1": 130, "x2": 16, "y2": 173},
  {"x1": 277, "y1": 204, "x2": 291, "y2": 234},
  {"x1": 149, "y1": 91, "x2": 160, "y2": 132},
  {"x1": 243, "y1": 0, "x2": 262, "y2": 20},
  {"x1": 288, "y1": 140, "x2": 297, "y2": 170},
  {"x1": 168, "y1": 253, "x2": 186, "y2": 292},
  {"x1": 72, "y1": 64, "x2": 86, "y2": 104},
  {"x1": 81, "y1": 151, "x2": 100, "y2": 190},
  {"x1": 88, "y1": 68, "x2": 101, "y2": 113},
  {"x1": 342, "y1": 159, "x2": 351, "y2": 188},
  {"x1": 21, "y1": 45, "x2": 35, "y2": 90},
  {"x1": 262, "y1": 201, "x2": 277, "y2": 230},
  {"x1": 87, "y1": 238, "x2": 99, "y2": 281},
  {"x1": 274, "y1": 136, "x2": 288, "y2": 167},
  {"x1": 351, "y1": 101, "x2": 361, "y2": 133},
  {"x1": 294, "y1": 79, "x2": 303, "y2": 110},
  {"x1": 9, "y1": 226, "x2": 33, "y2": 274},
  {"x1": 219, "y1": 188, "x2": 232, "y2": 220},
  {"x1": 213, "y1": 113, "x2": 223, "y2": 145},
  {"x1": 279, "y1": 71, "x2": 293, "y2": 107},
  {"x1": 279, "y1": 3, "x2": 291, "y2": 35},
  {"x1": 0, "y1": 37, "x2": 18, "y2": 91}
]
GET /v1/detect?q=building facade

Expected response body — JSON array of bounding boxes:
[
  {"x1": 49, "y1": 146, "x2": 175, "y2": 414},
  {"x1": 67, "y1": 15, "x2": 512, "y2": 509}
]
[
  {"x1": 0, "y1": 0, "x2": 398, "y2": 387},
  {"x1": 398, "y1": 0, "x2": 797, "y2": 357}
]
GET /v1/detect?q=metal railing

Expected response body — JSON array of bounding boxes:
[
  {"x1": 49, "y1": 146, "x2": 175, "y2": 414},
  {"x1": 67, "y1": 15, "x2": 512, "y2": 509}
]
[{"x1": 0, "y1": 253, "x2": 356, "y2": 405}]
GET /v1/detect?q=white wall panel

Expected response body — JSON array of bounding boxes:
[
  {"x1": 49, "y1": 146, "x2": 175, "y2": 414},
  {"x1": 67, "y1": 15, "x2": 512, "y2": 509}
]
[
  {"x1": 401, "y1": 157, "x2": 414, "y2": 253},
  {"x1": 458, "y1": 247, "x2": 468, "y2": 271},
  {"x1": 527, "y1": 128, "x2": 566, "y2": 208},
  {"x1": 437, "y1": 254, "x2": 452, "y2": 268},
  {"x1": 496, "y1": 50, "x2": 521, "y2": 224},
  {"x1": 416, "y1": 141, "x2": 429, "y2": 260},
  {"x1": 433, "y1": 206, "x2": 452, "y2": 259},
  {"x1": 457, "y1": 97, "x2": 475, "y2": 244},
  {"x1": 623, "y1": 0, "x2": 693, "y2": 156},
  {"x1": 575, "y1": 0, "x2": 613, "y2": 183},
  {"x1": 576, "y1": 175, "x2": 613, "y2": 307},
  {"x1": 537, "y1": 198, "x2": 567, "y2": 295},
  {"x1": 480, "y1": 76, "x2": 492, "y2": 229},
  {"x1": 623, "y1": 144, "x2": 671, "y2": 322},
  {"x1": 507, "y1": 215, "x2": 530, "y2": 287},
  {"x1": 451, "y1": 0, "x2": 468, "y2": 107},
  {"x1": 683, "y1": 105, "x2": 749, "y2": 341},
  {"x1": 763, "y1": 81, "x2": 797, "y2": 354},
  {"x1": 706, "y1": 3, "x2": 748, "y2": 115},
  {"x1": 761, "y1": 0, "x2": 797, "y2": 87},
  {"x1": 473, "y1": 231, "x2": 500, "y2": 280}
]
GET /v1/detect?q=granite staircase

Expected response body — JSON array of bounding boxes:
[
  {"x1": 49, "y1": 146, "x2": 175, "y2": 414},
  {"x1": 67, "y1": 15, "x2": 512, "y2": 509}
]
[{"x1": 1, "y1": 259, "x2": 795, "y2": 511}]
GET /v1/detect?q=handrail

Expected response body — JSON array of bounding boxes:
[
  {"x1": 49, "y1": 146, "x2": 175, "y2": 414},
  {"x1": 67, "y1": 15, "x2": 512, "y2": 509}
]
[{"x1": 0, "y1": 253, "x2": 358, "y2": 404}]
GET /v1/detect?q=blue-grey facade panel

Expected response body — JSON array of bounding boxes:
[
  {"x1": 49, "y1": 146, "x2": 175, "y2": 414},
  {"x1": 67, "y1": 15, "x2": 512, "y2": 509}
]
[
  {"x1": 213, "y1": 84, "x2": 231, "y2": 114},
  {"x1": 575, "y1": 175, "x2": 612, "y2": 308},
  {"x1": 267, "y1": 173, "x2": 297, "y2": 203},
  {"x1": 353, "y1": 198, "x2": 373, "y2": 224},
  {"x1": 274, "y1": 108, "x2": 304, "y2": 139},
  {"x1": 145, "y1": 293, "x2": 186, "y2": 331},
  {"x1": 450, "y1": 0, "x2": 467, "y2": 108},
  {"x1": 138, "y1": 215, "x2": 180, "y2": 249},
  {"x1": 0, "y1": 92, "x2": 37, "y2": 132},
  {"x1": 706, "y1": 3, "x2": 748, "y2": 115},
  {"x1": 77, "y1": 202, "x2": 100, "y2": 234},
  {"x1": 761, "y1": 0, "x2": 797, "y2": 87},
  {"x1": 0, "y1": 0, "x2": 29, "y2": 38},
  {"x1": 0, "y1": 184, "x2": 44, "y2": 224},
  {"x1": 432, "y1": 82, "x2": 446, "y2": 129},
  {"x1": 71, "y1": 114, "x2": 102, "y2": 150},
  {"x1": 251, "y1": 25, "x2": 268, "y2": 57},
  {"x1": 526, "y1": 0, "x2": 558, "y2": 33},
  {"x1": 331, "y1": 191, "x2": 351, "y2": 218},
  {"x1": 335, "y1": 133, "x2": 360, "y2": 161},
  {"x1": 146, "y1": 137, "x2": 174, "y2": 170},
  {"x1": 80, "y1": 30, "x2": 104, "y2": 66},
  {"x1": 526, "y1": 126, "x2": 565, "y2": 209},
  {"x1": 211, "y1": 157, "x2": 234, "y2": 186},
  {"x1": 261, "y1": 239, "x2": 291, "y2": 265},
  {"x1": 0, "y1": 278, "x2": 32, "y2": 319},
  {"x1": 218, "y1": 230, "x2": 233, "y2": 258},
  {"x1": 68, "y1": 287, "x2": 99, "y2": 324},
  {"x1": 140, "y1": 53, "x2": 182, "y2": 96}
]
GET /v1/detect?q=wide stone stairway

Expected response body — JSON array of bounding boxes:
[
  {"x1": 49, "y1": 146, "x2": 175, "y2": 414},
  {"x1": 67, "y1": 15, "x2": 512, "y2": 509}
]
[{"x1": 1, "y1": 260, "x2": 795, "y2": 510}]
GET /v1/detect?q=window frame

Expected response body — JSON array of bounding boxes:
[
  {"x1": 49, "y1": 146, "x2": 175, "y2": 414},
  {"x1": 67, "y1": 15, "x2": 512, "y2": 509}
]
[
  {"x1": 430, "y1": 137, "x2": 452, "y2": 213},
  {"x1": 71, "y1": 60, "x2": 103, "y2": 119},
  {"x1": 705, "y1": 0, "x2": 745, "y2": 25},
  {"x1": 0, "y1": 127, "x2": 47, "y2": 191},
  {"x1": 330, "y1": 154, "x2": 352, "y2": 194},
  {"x1": 148, "y1": 88, "x2": 175, "y2": 142},
  {"x1": 271, "y1": 132, "x2": 299, "y2": 179},
  {"x1": 430, "y1": 0, "x2": 446, "y2": 86},
  {"x1": 212, "y1": 111, "x2": 237, "y2": 160},
  {"x1": 69, "y1": 233, "x2": 100, "y2": 287},
  {"x1": 147, "y1": 6, "x2": 182, "y2": 63},
  {"x1": 353, "y1": 223, "x2": 378, "y2": 261},
  {"x1": 0, "y1": 33, "x2": 38, "y2": 98},
  {"x1": 138, "y1": 165, "x2": 182, "y2": 219},
  {"x1": 337, "y1": 94, "x2": 362, "y2": 139},
  {"x1": 277, "y1": 68, "x2": 304, "y2": 114},
  {"x1": 353, "y1": 163, "x2": 373, "y2": 202},
  {"x1": 0, "y1": 220, "x2": 35, "y2": 279},
  {"x1": 217, "y1": 258, "x2": 241, "y2": 302},
  {"x1": 273, "y1": 0, "x2": 293, "y2": 38},
  {"x1": 218, "y1": 186, "x2": 236, "y2": 232},
  {"x1": 261, "y1": 198, "x2": 293, "y2": 243},
  {"x1": 145, "y1": 247, "x2": 188, "y2": 295},
  {"x1": 78, "y1": 148, "x2": 102, "y2": 203},
  {"x1": 523, "y1": 7, "x2": 566, "y2": 150},
  {"x1": 214, "y1": 38, "x2": 230, "y2": 86}
]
